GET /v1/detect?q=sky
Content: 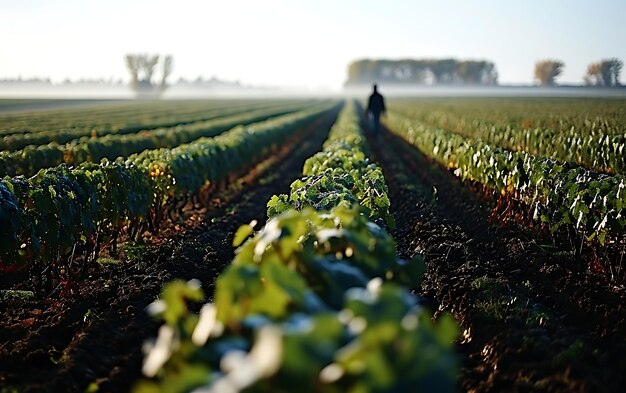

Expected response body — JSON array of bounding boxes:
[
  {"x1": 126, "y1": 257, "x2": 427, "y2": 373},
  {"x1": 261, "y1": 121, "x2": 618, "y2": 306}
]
[{"x1": 1, "y1": 0, "x2": 625, "y2": 90}]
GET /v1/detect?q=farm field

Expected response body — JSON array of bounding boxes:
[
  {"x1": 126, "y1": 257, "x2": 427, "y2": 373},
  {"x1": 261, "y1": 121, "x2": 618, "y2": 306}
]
[
  {"x1": 0, "y1": 99, "x2": 127, "y2": 114},
  {"x1": 1, "y1": 97, "x2": 625, "y2": 392}
]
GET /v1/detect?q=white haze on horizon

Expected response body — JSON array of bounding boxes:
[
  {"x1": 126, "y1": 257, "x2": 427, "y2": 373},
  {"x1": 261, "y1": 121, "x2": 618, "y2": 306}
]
[{"x1": 1, "y1": 0, "x2": 625, "y2": 91}]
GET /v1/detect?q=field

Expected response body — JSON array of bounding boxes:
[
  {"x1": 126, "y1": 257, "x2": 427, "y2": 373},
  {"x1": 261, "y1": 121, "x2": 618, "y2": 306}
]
[{"x1": 1, "y1": 97, "x2": 625, "y2": 392}]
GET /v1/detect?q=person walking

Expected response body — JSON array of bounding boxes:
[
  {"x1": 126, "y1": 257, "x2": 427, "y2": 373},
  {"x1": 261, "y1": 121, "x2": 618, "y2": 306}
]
[{"x1": 366, "y1": 84, "x2": 386, "y2": 136}]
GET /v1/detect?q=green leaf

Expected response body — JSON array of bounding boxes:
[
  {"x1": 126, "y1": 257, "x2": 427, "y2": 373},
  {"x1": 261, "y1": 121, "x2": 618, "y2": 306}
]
[
  {"x1": 233, "y1": 222, "x2": 255, "y2": 247},
  {"x1": 158, "y1": 280, "x2": 204, "y2": 326}
]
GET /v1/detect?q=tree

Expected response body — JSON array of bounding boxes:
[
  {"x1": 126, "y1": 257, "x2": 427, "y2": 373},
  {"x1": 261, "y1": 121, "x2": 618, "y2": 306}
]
[
  {"x1": 429, "y1": 59, "x2": 458, "y2": 84},
  {"x1": 584, "y1": 62, "x2": 602, "y2": 86},
  {"x1": 482, "y1": 61, "x2": 499, "y2": 85},
  {"x1": 125, "y1": 55, "x2": 141, "y2": 88},
  {"x1": 125, "y1": 54, "x2": 174, "y2": 97},
  {"x1": 344, "y1": 58, "x2": 498, "y2": 86},
  {"x1": 456, "y1": 60, "x2": 498, "y2": 85},
  {"x1": 584, "y1": 58, "x2": 622, "y2": 86},
  {"x1": 534, "y1": 60, "x2": 564, "y2": 86},
  {"x1": 161, "y1": 55, "x2": 174, "y2": 88},
  {"x1": 141, "y1": 55, "x2": 160, "y2": 88}
]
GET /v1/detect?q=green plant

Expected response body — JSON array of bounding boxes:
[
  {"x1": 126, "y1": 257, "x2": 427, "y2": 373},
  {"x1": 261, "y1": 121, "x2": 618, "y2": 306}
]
[
  {"x1": 136, "y1": 208, "x2": 457, "y2": 393},
  {"x1": 268, "y1": 102, "x2": 395, "y2": 228},
  {"x1": 135, "y1": 102, "x2": 458, "y2": 392},
  {"x1": 385, "y1": 111, "x2": 626, "y2": 249},
  {"x1": 0, "y1": 103, "x2": 339, "y2": 279}
]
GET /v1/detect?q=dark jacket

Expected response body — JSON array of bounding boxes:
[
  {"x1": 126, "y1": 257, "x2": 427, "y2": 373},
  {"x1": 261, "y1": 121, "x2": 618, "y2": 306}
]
[{"x1": 367, "y1": 91, "x2": 386, "y2": 116}]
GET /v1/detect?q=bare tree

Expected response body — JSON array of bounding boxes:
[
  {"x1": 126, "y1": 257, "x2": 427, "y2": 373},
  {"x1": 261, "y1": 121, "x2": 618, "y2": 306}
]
[
  {"x1": 125, "y1": 54, "x2": 174, "y2": 97},
  {"x1": 125, "y1": 54, "x2": 141, "y2": 90},
  {"x1": 601, "y1": 58, "x2": 622, "y2": 86},
  {"x1": 584, "y1": 58, "x2": 623, "y2": 86},
  {"x1": 161, "y1": 55, "x2": 173, "y2": 88},
  {"x1": 142, "y1": 55, "x2": 160, "y2": 87},
  {"x1": 534, "y1": 60, "x2": 564, "y2": 86}
]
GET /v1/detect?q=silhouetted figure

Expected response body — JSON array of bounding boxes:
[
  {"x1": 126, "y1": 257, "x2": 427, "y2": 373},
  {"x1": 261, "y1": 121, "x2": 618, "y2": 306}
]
[{"x1": 366, "y1": 84, "x2": 386, "y2": 136}]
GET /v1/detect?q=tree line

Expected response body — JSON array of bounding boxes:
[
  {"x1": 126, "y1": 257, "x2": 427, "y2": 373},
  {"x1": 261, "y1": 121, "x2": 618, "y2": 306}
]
[
  {"x1": 345, "y1": 59, "x2": 498, "y2": 86},
  {"x1": 346, "y1": 58, "x2": 623, "y2": 87},
  {"x1": 534, "y1": 58, "x2": 623, "y2": 86}
]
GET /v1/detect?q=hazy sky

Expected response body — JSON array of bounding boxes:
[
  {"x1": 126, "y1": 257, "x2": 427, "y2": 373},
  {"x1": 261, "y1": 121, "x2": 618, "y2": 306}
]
[{"x1": 1, "y1": 0, "x2": 625, "y2": 89}]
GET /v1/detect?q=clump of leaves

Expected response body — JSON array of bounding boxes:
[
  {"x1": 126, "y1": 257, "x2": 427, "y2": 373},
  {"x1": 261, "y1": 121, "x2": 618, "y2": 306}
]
[
  {"x1": 136, "y1": 206, "x2": 457, "y2": 393},
  {"x1": 123, "y1": 241, "x2": 147, "y2": 263}
]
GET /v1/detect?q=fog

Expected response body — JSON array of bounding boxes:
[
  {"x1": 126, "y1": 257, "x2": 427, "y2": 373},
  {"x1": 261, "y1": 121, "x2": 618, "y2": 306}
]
[
  {"x1": 0, "y1": 83, "x2": 339, "y2": 99},
  {"x1": 344, "y1": 85, "x2": 626, "y2": 98},
  {"x1": 2, "y1": 83, "x2": 626, "y2": 100},
  {"x1": 2, "y1": 0, "x2": 625, "y2": 95}
]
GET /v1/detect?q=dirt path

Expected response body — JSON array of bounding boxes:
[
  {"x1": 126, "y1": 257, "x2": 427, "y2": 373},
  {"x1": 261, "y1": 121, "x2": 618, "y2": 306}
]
[
  {"x1": 0, "y1": 111, "x2": 337, "y2": 393},
  {"x1": 367, "y1": 125, "x2": 626, "y2": 392}
]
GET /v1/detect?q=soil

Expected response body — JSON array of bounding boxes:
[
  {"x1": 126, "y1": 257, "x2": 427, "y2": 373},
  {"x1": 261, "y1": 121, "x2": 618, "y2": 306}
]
[
  {"x1": 367, "y1": 125, "x2": 626, "y2": 392},
  {"x1": 0, "y1": 111, "x2": 337, "y2": 393}
]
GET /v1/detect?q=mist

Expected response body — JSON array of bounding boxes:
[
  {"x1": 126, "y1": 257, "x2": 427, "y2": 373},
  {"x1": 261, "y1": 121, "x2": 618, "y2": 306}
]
[
  {"x1": 2, "y1": 0, "x2": 625, "y2": 95},
  {"x1": 3, "y1": 83, "x2": 626, "y2": 100}
]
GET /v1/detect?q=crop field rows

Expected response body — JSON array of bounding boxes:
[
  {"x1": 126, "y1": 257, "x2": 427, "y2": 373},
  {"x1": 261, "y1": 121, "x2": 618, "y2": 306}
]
[
  {"x1": 1, "y1": 97, "x2": 625, "y2": 392},
  {"x1": 0, "y1": 99, "x2": 322, "y2": 176}
]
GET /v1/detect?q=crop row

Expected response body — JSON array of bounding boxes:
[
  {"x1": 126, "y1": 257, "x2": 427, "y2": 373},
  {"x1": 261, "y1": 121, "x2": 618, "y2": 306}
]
[
  {"x1": 0, "y1": 103, "x2": 339, "y2": 276},
  {"x1": 0, "y1": 99, "x2": 280, "y2": 139},
  {"x1": 0, "y1": 102, "x2": 315, "y2": 177},
  {"x1": 0, "y1": 101, "x2": 154, "y2": 136},
  {"x1": 384, "y1": 111, "x2": 626, "y2": 246},
  {"x1": 0, "y1": 101, "x2": 211, "y2": 139},
  {"x1": 267, "y1": 101, "x2": 394, "y2": 227},
  {"x1": 134, "y1": 101, "x2": 458, "y2": 393},
  {"x1": 393, "y1": 104, "x2": 626, "y2": 174},
  {"x1": 390, "y1": 98, "x2": 626, "y2": 136}
]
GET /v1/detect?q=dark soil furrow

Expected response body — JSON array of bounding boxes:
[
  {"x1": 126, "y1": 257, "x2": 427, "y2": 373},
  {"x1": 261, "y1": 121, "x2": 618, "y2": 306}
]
[{"x1": 367, "y1": 125, "x2": 626, "y2": 392}]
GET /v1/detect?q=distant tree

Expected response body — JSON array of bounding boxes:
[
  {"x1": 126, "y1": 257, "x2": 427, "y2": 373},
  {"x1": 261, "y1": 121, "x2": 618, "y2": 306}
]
[
  {"x1": 125, "y1": 54, "x2": 173, "y2": 97},
  {"x1": 161, "y1": 55, "x2": 173, "y2": 88},
  {"x1": 429, "y1": 59, "x2": 458, "y2": 84},
  {"x1": 125, "y1": 55, "x2": 141, "y2": 88},
  {"x1": 584, "y1": 62, "x2": 602, "y2": 86},
  {"x1": 482, "y1": 61, "x2": 499, "y2": 85},
  {"x1": 456, "y1": 61, "x2": 480, "y2": 84},
  {"x1": 534, "y1": 60, "x2": 564, "y2": 86},
  {"x1": 584, "y1": 58, "x2": 622, "y2": 86},
  {"x1": 456, "y1": 60, "x2": 498, "y2": 85},
  {"x1": 140, "y1": 55, "x2": 160, "y2": 88},
  {"x1": 345, "y1": 58, "x2": 498, "y2": 86}
]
